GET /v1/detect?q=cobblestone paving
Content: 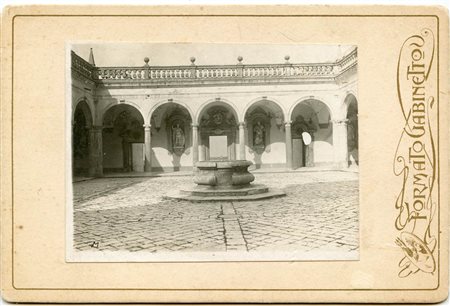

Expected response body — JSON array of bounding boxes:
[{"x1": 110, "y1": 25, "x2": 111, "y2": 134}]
[{"x1": 72, "y1": 171, "x2": 359, "y2": 256}]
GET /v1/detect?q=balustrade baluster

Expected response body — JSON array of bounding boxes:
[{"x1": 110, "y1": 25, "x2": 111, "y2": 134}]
[{"x1": 81, "y1": 54, "x2": 352, "y2": 83}]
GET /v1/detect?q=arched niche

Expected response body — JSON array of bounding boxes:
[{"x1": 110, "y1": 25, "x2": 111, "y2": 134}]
[
  {"x1": 150, "y1": 103, "x2": 192, "y2": 156},
  {"x1": 345, "y1": 94, "x2": 359, "y2": 166},
  {"x1": 244, "y1": 100, "x2": 285, "y2": 168},
  {"x1": 290, "y1": 99, "x2": 332, "y2": 168},
  {"x1": 198, "y1": 102, "x2": 238, "y2": 161},
  {"x1": 72, "y1": 100, "x2": 93, "y2": 176},
  {"x1": 102, "y1": 104, "x2": 144, "y2": 172}
]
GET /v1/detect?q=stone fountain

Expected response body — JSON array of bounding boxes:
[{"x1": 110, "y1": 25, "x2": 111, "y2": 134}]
[{"x1": 167, "y1": 160, "x2": 285, "y2": 201}]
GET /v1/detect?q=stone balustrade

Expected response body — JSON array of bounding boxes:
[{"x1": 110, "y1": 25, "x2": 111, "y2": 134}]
[
  {"x1": 71, "y1": 48, "x2": 357, "y2": 84},
  {"x1": 71, "y1": 51, "x2": 96, "y2": 80},
  {"x1": 337, "y1": 48, "x2": 357, "y2": 72}
]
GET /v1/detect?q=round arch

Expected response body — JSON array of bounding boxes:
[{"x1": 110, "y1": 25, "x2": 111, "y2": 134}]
[
  {"x1": 72, "y1": 99, "x2": 94, "y2": 176},
  {"x1": 73, "y1": 98, "x2": 94, "y2": 126},
  {"x1": 195, "y1": 98, "x2": 240, "y2": 124},
  {"x1": 344, "y1": 93, "x2": 359, "y2": 166},
  {"x1": 102, "y1": 103, "x2": 146, "y2": 173},
  {"x1": 343, "y1": 93, "x2": 358, "y2": 114},
  {"x1": 289, "y1": 97, "x2": 334, "y2": 169},
  {"x1": 242, "y1": 97, "x2": 286, "y2": 121},
  {"x1": 148, "y1": 99, "x2": 195, "y2": 125},
  {"x1": 243, "y1": 98, "x2": 286, "y2": 168},
  {"x1": 101, "y1": 100, "x2": 145, "y2": 125},
  {"x1": 288, "y1": 96, "x2": 334, "y2": 122}
]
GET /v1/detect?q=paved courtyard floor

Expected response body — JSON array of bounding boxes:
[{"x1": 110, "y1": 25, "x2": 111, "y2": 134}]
[{"x1": 71, "y1": 171, "x2": 359, "y2": 260}]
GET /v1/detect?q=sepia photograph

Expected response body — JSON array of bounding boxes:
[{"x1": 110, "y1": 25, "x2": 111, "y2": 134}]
[{"x1": 68, "y1": 43, "x2": 359, "y2": 261}]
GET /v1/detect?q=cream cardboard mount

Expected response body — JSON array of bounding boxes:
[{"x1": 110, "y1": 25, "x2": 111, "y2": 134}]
[{"x1": 0, "y1": 5, "x2": 448, "y2": 304}]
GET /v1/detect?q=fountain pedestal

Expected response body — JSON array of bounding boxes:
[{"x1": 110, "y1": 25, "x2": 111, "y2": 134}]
[
  {"x1": 167, "y1": 160, "x2": 285, "y2": 202},
  {"x1": 194, "y1": 160, "x2": 255, "y2": 187}
]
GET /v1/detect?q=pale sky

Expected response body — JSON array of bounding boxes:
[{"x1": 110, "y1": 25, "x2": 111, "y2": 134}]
[{"x1": 71, "y1": 43, "x2": 355, "y2": 67}]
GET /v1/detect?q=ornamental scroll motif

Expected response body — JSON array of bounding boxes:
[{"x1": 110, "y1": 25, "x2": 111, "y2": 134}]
[
  {"x1": 200, "y1": 106, "x2": 236, "y2": 135},
  {"x1": 393, "y1": 28, "x2": 437, "y2": 279}
]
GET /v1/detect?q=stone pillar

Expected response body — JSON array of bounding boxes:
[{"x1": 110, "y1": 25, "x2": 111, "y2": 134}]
[
  {"x1": 199, "y1": 134, "x2": 205, "y2": 161},
  {"x1": 332, "y1": 119, "x2": 349, "y2": 169},
  {"x1": 285, "y1": 121, "x2": 293, "y2": 169},
  {"x1": 238, "y1": 122, "x2": 246, "y2": 160},
  {"x1": 88, "y1": 126, "x2": 103, "y2": 177},
  {"x1": 192, "y1": 123, "x2": 199, "y2": 166},
  {"x1": 122, "y1": 139, "x2": 130, "y2": 172},
  {"x1": 143, "y1": 124, "x2": 152, "y2": 172}
]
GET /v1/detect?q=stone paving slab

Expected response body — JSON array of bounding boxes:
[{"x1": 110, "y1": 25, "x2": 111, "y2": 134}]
[{"x1": 71, "y1": 171, "x2": 359, "y2": 258}]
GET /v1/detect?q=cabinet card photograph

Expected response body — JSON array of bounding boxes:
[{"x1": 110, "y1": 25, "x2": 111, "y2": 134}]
[{"x1": 1, "y1": 5, "x2": 448, "y2": 304}]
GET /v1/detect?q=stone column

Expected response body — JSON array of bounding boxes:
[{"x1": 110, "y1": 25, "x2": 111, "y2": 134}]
[
  {"x1": 332, "y1": 119, "x2": 349, "y2": 169},
  {"x1": 192, "y1": 123, "x2": 199, "y2": 166},
  {"x1": 285, "y1": 121, "x2": 293, "y2": 169},
  {"x1": 199, "y1": 134, "x2": 205, "y2": 161},
  {"x1": 122, "y1": 139, "x2": 130, "y2": 172},
  {"x1": 88, "y1": 126, "x2": 103, "y2": 177},
  {"x1": 238, "y1": 122, "x2": 246, "y2": 160},
  {"x1": 144, "y1": 124, "x2": 152, "y2": 172}
]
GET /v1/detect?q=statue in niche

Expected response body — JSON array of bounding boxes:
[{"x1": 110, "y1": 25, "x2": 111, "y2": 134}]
[
  {"x1": 172, "y1": 124, "x2": 185, "y2": 148},
  {"x1": 253, "y1": 121, "x2": 265, "y2": 146}
]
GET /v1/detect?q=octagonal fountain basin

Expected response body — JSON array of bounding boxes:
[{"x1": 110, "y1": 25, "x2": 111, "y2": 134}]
[{"x1": 166, "y1": 160, "x2": 286, "y2": 202}]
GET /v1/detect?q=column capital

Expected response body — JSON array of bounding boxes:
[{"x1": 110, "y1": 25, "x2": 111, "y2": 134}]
[
  {"x1": 191, "y1": 123, "x2": 199, "y2": 128},
  {"x1": 91, "y1": 125, "x2": 103, "y2": 132},
  {"x1": 238, "y1": 121, "x2": 246, "y2": 128},
  {"x1": 284, "y1": 121, "x2": 292, "y2": 127},
  {"x1": 143, "y1": 124, "x2": 151, "y2": 130}
]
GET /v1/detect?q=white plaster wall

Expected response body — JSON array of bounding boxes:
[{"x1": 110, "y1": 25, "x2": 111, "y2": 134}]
[
  {"x1": 312, "y1": 127, "x2": 334, "y2": 164},
  {"x1": 150, "y1": 126, "x2": 193, "y2": 169}
]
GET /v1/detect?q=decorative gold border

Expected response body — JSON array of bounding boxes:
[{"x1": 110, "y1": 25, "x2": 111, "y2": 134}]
[
  {"x1": 8, "y1": 12, "x2": 441, "y2": 292},
  {"x1": 394, "y1": 28, "x2": 438, "y2": 279}
]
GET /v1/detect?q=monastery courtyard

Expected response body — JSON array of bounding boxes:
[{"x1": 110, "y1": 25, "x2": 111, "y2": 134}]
[{"x1": 72, "y1": 170, "x2": 359, "y2": 259}]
